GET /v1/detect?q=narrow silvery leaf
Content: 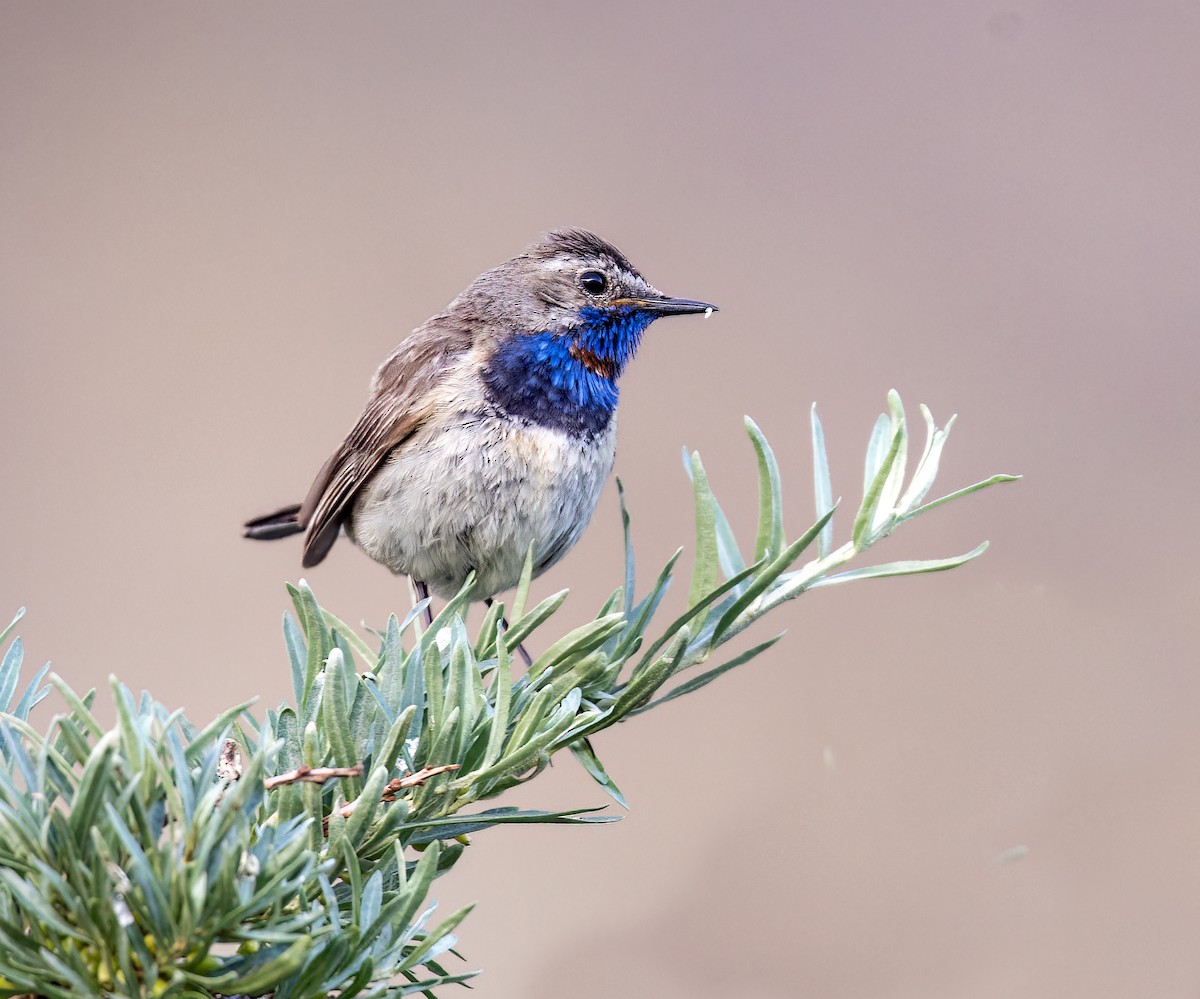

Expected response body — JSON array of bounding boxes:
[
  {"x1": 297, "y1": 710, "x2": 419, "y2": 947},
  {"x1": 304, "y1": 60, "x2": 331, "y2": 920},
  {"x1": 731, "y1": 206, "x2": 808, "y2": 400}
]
[
  {"x1": 811, "y1": 404, "x2": 835, "y2": 558},
  {"x1": 898, "y1": 409, "x2": 956, "y2": 514},
  {"x1": 419, "y1": 903, "x2": 475, "y2": 958},
  {"x1": 746, "y1": 417, "x2": 786, "y2": 562},
  {"x1": 420, "y1": 637, "x2": 445, "y2": 740},
  {"x1": 442, "y1": 632, "x2": 464, "y2": 740},
  {"x1": 0, "y1": 636, "x2": 22, "y2": 712},
  {"x1": 906, "y1": 474, "x2": 1021, "y2": 521},
  {"x1": 340, "y1": 764, "x2": 389, "y2": 848},
  {"x1": 283, "y1": 613, "x2": 307, "y2": 708},
  {"x1": 543, "y1": 649, "x2": 613, "y2": 712},
  {"x1": 872, "y1": 391, "x2": 908, "y2": 534},
  {"x1": 597, "y1": 588, "x2": 624, "y2": 620},
  {"x1": 863, "y1": 413, "x2": 891, "y2": 497},
  {"x1": 287, "y1": 582, "x2": 332, "y2": 718},
  {"x1": 614, "y1": 548, "x2": 681, "y2": 660},
  {"x1": 359, "y1": 869, "x2": 383, "y2": 932},
  {"x1": 398, "y1": 641, "x2": 426, "y2": 744},
  {"x1": 399, "y1": 806, "x2": 616, "y2": 844},
  {"x1": 683, "y1": 450, "x2": 747, "y2": 581},
  {"x1": 377, "y1": 704, "x2": 418, "y2": 776},
  {"x1": 322, "y1": 648, "x2": 359, "y2": 776},
  {"x1": 511, "y1": 543, "x2": 537, "y2": 624},
  {"x1": 687, "y1": 451, "x2": 720, "y2": 607},
  {"x1": 49, "y1": 675, "x2": 104, "y2": 739},
  {"x1": 569, "y1": 738, "x2": 628, "y2": 808},
  {"x1": 447, "y1": 623, "x2": 483, "y2": 762},
  {"x1": 853, "y1": 417, "x2": 904, "y2": 549},
  {"x1": 806, "y1": 542, "x2": 990, "y2": 586},
  {"x1": 630, "y1": 634, "x2": 784, "y2": 714},
  {"x1": 897, "y1": 404, "x2": 939, "y2": 510},
  {"x1": 498, "y1": 685, "x2": 556, "y2": 762},
  {"x1": 320, "y1": 607, "x2": 379, "y2": 672},
  {"x1": 0, "y1": 723, "x2": 38, "y2": 802},
  {"x1": 457, "y1": 621, "x2": 484, "y2": 744},
  {"x1": 111, "y1": 682, "x2": 150, "y2": 784},
  {"x1": 0, "y1": 607, "x2": 23, "y2": 649},
  {"x1": 420, "y1": 705, "x2": 460, "y2": 796},
  {"x1": 480, "y1": 637, "x2": 512, "y2": 773},
  {"x1": 712, "y1": 494, "x2": 748, "y2": 581},
  {"x1": 474, "y1": 597, "x2": 505, "y2": 662},
  {"x1": 273, "y1": 707, "x2": 302, "y2": 772},
  {"x1": 393, "y1": 599, "x2": 431, "y2": 639},
  {"x1": 375, "y1": 614, "x2": 405, "y2": 711},
  {"x1": 423, "y1": 577, "x2": 475, "y2": 654},
  {"x1": 65, "y1": 725, "x2": 119, "y2": 845},
  {"x1": 614, "y1": 628, "x2": 689, "y2": 716},
  {"x1": 503, "y1": 589, "x2": 569, "y2": 654},
  {"x1": 618, "y1": 478, "x2": 636, "y2": 616},
  {"x1": 529, "y1": 613, "x2": 625, "y2": 681}
]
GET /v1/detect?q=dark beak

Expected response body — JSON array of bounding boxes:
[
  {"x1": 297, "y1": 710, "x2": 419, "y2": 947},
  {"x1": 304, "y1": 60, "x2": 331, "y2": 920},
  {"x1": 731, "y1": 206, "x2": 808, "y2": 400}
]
[{"x1": 612, "y1": 295, "x2": 718, "y2": 317}]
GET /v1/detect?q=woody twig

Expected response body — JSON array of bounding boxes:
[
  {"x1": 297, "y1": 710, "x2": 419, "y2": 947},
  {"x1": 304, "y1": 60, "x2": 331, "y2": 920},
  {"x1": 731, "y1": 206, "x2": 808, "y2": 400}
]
[
  {"x1": 263, "y1": 763, "x2": 366, "y2": 791},
  {"x1": 337, "y1": 764, "x2": 461, "y2": 819}
]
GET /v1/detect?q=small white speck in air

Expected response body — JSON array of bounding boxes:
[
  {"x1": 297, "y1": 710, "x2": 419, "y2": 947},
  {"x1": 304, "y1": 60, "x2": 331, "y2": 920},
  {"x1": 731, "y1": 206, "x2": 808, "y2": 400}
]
[{"x1": 993, "y1": 845, "x2": 1030, "y2": 866}]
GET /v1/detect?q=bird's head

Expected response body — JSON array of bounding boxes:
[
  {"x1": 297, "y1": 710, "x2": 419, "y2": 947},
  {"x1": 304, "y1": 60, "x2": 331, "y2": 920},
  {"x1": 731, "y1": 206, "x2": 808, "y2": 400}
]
[{"x1": 464, "y1": 228, "x2": 717, "y2": 379}]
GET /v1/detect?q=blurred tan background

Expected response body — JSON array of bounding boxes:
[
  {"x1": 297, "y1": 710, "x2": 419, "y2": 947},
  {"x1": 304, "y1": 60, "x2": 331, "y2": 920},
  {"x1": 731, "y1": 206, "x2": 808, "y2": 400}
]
[{"x1": 3, "y1": 2, "x2": 1199, "y2": 995}]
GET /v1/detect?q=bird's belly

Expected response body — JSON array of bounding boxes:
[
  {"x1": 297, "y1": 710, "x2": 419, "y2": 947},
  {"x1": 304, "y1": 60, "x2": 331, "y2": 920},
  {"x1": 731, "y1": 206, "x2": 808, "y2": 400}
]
[{"x1": 348, "y1": 415, "x2": 617, "y2": 599}]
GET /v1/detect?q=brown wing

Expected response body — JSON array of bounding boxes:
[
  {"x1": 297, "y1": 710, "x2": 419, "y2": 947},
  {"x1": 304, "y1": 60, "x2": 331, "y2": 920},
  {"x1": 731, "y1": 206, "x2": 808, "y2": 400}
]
[{"x1": 297, "y1": 324, "x2": 471, "y2": 567}]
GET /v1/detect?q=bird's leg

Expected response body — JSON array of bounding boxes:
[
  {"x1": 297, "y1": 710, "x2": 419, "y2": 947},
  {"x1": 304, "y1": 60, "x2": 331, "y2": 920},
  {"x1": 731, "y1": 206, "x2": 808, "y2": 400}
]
[
  {"x1": 485, "y1": 597, "x2": 534, "y2": 668},
  {"x1": 414, "y1": 579, "x2": 434, "y2": 628}
]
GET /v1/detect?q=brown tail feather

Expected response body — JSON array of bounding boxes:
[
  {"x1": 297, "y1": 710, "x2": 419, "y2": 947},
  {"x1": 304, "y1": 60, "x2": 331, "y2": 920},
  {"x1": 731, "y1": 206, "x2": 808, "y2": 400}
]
[
  {"x1": 301, "y1": 517, "x2": 342, "y2": 567},
  {"x1": 244, "y1": 503, "x2": 305, "y2": 541}
]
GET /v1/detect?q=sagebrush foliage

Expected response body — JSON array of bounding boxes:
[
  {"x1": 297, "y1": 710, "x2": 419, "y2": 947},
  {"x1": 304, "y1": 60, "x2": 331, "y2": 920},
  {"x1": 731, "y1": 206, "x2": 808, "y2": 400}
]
[{"x1": 0, "y1": 395, "x2": 1014, "y2": 997}]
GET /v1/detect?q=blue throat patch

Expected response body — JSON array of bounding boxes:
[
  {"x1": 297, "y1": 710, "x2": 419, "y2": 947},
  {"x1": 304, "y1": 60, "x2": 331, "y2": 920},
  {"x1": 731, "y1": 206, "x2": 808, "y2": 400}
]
[{"x1": 483, "y1": 306, "x2": 656, "y2": 436}]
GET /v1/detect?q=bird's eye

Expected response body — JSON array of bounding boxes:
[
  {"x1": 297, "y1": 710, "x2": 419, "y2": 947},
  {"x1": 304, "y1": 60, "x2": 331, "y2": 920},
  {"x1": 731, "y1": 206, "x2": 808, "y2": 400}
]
[{"x1": 579, "y1": 270, "x2": 608, "y2": 296}]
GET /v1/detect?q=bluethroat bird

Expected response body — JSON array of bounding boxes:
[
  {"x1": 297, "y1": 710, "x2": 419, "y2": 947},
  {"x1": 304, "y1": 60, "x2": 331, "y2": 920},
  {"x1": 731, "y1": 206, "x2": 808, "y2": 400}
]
[{"x1": 245, "y1": 228, "x2": 716, "y2": 630}]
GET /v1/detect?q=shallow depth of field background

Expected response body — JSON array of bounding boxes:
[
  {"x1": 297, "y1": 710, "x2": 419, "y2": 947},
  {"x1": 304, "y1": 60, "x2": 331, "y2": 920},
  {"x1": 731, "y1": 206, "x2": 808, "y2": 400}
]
[{"x1": 3, "y1": 4, "x2": 1199, "y2": 996}]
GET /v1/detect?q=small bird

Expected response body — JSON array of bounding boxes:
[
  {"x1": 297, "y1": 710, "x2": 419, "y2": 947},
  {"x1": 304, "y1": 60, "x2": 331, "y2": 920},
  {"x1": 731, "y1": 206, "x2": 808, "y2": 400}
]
[{"x1": 245, "y1": 228, "x2": 716, "y2": 616}]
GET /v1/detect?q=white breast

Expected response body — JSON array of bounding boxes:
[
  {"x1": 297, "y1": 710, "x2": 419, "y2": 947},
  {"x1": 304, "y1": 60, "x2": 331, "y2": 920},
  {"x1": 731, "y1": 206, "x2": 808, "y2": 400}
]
[{"x1": 348, "y1": 415, "x2": 617, "y2": 599}]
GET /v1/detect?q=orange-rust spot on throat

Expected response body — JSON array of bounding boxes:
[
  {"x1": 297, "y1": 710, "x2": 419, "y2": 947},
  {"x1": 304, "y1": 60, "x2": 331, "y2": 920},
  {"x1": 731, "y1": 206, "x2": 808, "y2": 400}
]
[{"x1": 568, "y1": 343, "x2": 617, "y2": 379}]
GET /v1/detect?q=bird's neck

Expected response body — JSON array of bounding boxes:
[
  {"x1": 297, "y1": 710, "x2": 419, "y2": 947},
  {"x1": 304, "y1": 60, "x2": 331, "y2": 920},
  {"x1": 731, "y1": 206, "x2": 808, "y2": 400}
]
[{"x1": 483, "y1": 308, "x2": 655, "y2": 436}]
